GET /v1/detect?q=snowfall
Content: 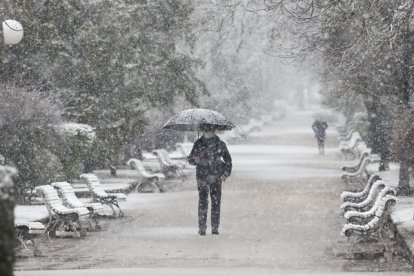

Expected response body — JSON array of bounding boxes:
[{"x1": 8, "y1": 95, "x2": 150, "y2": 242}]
[{"x1": 14, "y1": 104, "x2": 414, "y2": 275}]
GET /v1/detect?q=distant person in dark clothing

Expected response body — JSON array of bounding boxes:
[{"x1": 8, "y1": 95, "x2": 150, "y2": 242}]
[
  {"x1": 188, "y1": 124, "x2": 232, "y2": 236},
  {"x1": 312, "y1": 120, "x2": 328, "y2": 155}
]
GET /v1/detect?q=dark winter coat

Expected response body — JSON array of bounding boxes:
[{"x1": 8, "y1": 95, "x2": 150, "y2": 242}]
[
  {"x1": 312, "y1": 120, "x2": 328, "y2": 140},
  {"x1": 188, "y1": 135, "x2": 232, "y2": 180}
]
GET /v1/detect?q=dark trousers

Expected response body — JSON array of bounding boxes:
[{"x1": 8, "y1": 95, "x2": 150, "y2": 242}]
[
  {"x1": 197, "y1": 176, "x2": 222, "y2": 230},
  {"x1": 316, "y1": 137, "x2": 325, "y2": 155}
]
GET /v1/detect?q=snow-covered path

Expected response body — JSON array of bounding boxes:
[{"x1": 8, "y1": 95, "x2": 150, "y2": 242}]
[{"x1": 16, "y1": 106, "x2": 391, "y2": 274}]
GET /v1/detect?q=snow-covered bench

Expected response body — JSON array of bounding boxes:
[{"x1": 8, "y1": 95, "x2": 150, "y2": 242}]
[
  {"x1": 341, "y1": 195, "x2": 397, "y2": 240},
  {"x1": 80, "y1": 173, "x2": 125, "y2": 217},
  {"x1": 35, "y1": 185, "x2": 90, "y2": 238},
  {"x1": 344, "y1": 188, "x2": 397, "y2": 223},
  {"x1": 15, "y1": 221, "x2": 45, "y2": 236},
  {"x1": 342, "y1": 151, "x2": 371, "y2": 173},
  {"x1": 341, "y1": 153, "x2": 380, "y2": 183},
  {"x1": 15, "y1": 221, "x2": 45, "y2": 256},
  {"x1": 339, "y1": 131, "x2": 363, "y2": 157},
  {"x1": 153, "y1": 149, "x2": 183, "y2": 178},
  {"x1": 126, "y1": 158, "x2": 164, "y2": 192},
  {"x1": 340, "y1": 174, "x2": 381, "y2": 203},
  {"x1": 338, "y1": 127, "x2": 355, "y2": 141},
  {"x1": 51, "y1": 182, "x2": 105, "y2": 230},
  {"x1": 340, "y1": 180, "x2": 388, "y2": 213},
  {"x1": 340, "y1": 173, "x2": 398, "y2": 249},
  {"x1": 159, "y1": 149, "x2": 187, "y2": 169}
]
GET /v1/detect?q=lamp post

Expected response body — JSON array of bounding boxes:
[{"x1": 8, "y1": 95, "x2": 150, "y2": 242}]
[
  {"x1": 2, "y1": 19, "x2": 23, "y2": 86},
  {"x1": 2, "y1": 20, "x2": 24, "y2": 45},
  {"x1": 0, "y1": 19, "x2": 23, "y2": 276}
]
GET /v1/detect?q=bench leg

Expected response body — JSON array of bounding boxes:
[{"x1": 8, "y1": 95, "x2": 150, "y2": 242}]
[
  {"x1": 108, "y1": 203, "x2": 116, "y2": 217},
  {"x1": 46, "y1": 218, "x2": 62, "y2": 238},
  {"x1": 66, "y1": 217, "x2": 86, "y2": 238},
  {"x1": 137, "y1": 179, "x2": 162, "y2": 193},
  {"x1": 90, "y1": 212, "x2": 101, "y2": 231},
  {"x1": 15, "y1": 228, "x2": 29, "y2": 250},
  {"x1": 99, "y1": 197, "x2": 124, "y2": 218},
  {"x1": 112, "y1": 201, "x2": 124, "y2": 217},
  {"x1": 85, "y1": 214, "x2": 100, "y2": 231}
]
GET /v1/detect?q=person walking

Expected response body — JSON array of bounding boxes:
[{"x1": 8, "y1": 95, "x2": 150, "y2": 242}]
[
  {"x1": 188, "y1": 124, "x2": 232, "y2": 236},
  {"x1": 312, "y1": 120, "x2": 328, "y2": 155}
]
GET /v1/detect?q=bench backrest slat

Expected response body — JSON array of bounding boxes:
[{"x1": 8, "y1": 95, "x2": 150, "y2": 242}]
[
  {"x1": 127, "y1": 159, "x2": 151, "y2": 178},
  {"x1": 375, "y1": 195, "x2": 397, "y2": 217},
  {"x1": 52, "y1": 182, "x2": 85, "y2": 209},
  {"x1": 161, "y1": 149, "x2": 173, "y2": 164},
  {"x1": 80, "y1": 173, "x2": 109, "y2": 197},
  {"x1": 36, "y1": 185, "x2": 72, "y2": 215},
  {"x1": 153, "y1": 150, "x2": 169, "y2": 166},
  {"x1": 341, "y1": 180, "x2": 386, "y2": 210}
]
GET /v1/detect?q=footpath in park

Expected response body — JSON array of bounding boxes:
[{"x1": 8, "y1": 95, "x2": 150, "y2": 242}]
[{"x1": 15, "y1": 105, "x2": 414, "y2": 275}]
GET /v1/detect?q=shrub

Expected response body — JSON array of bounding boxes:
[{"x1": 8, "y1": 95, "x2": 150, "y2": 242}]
[
  {"x1": 52, "y1": 123, "x2": 95, "y2": 180},
  {"x1": 0, "y1": 86, "x2": 64, "y2": 203}
]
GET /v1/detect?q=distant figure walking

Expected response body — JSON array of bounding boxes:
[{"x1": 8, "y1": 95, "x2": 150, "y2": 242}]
[
  {"x1": 188, "y1": 124, "x2": 232, "y2": 236},
  {"x1": 312, "y1": 120, "x2": 328, "y2": 155}
]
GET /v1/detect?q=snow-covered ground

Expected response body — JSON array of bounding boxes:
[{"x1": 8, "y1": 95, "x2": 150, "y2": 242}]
[{"x1": 15, "y1": 106, "x2": 413, "y2": 275}]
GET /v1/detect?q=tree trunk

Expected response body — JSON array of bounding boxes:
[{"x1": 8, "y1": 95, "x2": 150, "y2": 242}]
[
  {"x1": 399, "y1": 160, "x2": 411, "y2": 196},
  {"x1": 365, "y1": 99, "x2": 392, "y2": 171},
  {"x1": 0, "y1": 167, "x2": 16, "y2": 276},
  {"x1": 398, "y1": 24, "x2": 413, "y2": 196},
  {"x1": 364, "y1": 99, "x2": 379, "y2": 153}
]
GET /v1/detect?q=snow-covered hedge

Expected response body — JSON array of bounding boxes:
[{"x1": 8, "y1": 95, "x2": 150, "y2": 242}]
[
  {"x1": 53, "y1": 122, "x2": 96, "y2": 180},
  {"x1": 54, "y1": 123, "x2": 96, "y2": 143}
]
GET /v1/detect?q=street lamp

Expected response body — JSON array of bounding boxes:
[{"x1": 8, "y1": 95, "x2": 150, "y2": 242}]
[
  {"x1": 1, "y1": 19, "x2": 23, "y2": 86},
  {"x1": 2, "y1": 19, "x2": 24, "y2": 45},
  {"x1": 0, "y1": 19, "x2": 23, "y2": 276}
]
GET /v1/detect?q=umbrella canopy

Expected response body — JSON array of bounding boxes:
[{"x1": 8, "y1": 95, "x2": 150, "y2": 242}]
[
  {"x1": 162, "y1": 108, "x2": 234, "y2": 131},
  {"x1": 312, "y1": 110, "x2": 338, "y2": 123}
]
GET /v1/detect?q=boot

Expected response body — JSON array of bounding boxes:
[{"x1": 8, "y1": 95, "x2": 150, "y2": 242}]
[{"x1": 198, "y1": 227, "x2": 206, "y2": 236}]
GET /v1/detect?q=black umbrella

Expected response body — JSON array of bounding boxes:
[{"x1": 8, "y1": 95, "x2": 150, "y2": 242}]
[{"x1": 162, "y1": 108, "x2": 234, "y2": 131}]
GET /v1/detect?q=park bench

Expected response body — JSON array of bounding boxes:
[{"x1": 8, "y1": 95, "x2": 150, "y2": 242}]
[
  {"x1": 159, "y1": 149, "x2": 187, "y2": 168},
  {"x1": 340, "y1": 173, "x2": 381, "y2": 203},
  {"x1": 340, "y1": 175, "x2": 398, "y2": 257},
  {"x1": 15, "y1": 221, "x2": 45, "y2": 256},
  {"x1": 153, "y1": 149, "x2": 183, "y2": 178},
  {"x1": 339, "y1": 130, "x2": 360, "y2": 143},
  {"x1": 341, "y1": 153, "x2": 380, "y2": 183},
  {"x1": 140, "y1": 151, "x2": 163, "y2": 171},
  {"x1": 341, "y1": 194, "x2": 397, "y2": 241},
  {"x1": 344, "y1": 188, "x2": 397, "y2": 223},
  {"x1": 342, "y1": 151, "x2": 370, "y2": 173},
  {"x1": 35, "y1": 185, "x2": 89, "y2": 238},
  {"x1": 340, "y1": 180, "x2": 388, "y2": 213},
  {"x1": 338, "y1": 127, "x2": 355, "y2": 141},
  {"x1": 126, "y1": 158, "x2": 165, "y2": 192},
  {"x1": 15, "y1": 221, "x2": 45, "y2": 237},
  {"x1": 80, "y1": 173, "x2": 126, "y2": 217},
  {"x1": 51, "y1": 181, "x2": 104, "y2": 230},
  {"x1": 339, "y1": 131, "x2": 362, "y2": 153}
]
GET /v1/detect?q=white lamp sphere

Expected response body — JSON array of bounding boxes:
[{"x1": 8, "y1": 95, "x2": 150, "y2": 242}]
[{"x1": 2, "y1": 20, "x2": 24, "y2": 45}]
